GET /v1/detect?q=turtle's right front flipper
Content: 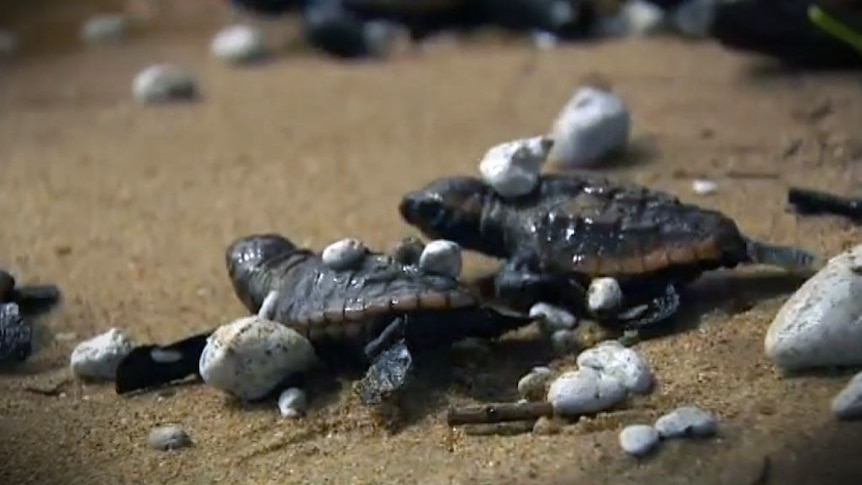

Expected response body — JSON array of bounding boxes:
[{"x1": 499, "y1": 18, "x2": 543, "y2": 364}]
[{"x1": 115, "y1": 331, "x2": 212, "y2": 395}]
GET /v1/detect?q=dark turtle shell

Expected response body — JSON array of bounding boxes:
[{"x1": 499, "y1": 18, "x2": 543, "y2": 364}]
[
  {"x1": 226, "y1": 234, "x2": 480, "y2": 347},
  {"x1": 399, "y1": 174, "x2": 757, "y2": 280}
]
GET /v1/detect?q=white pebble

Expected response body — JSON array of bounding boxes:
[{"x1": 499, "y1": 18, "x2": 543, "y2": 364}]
[
  {"x1": 478, "y1": 136, "x2": 553, "y2": 198},
  {"x1": 587, "y1": 277, "x2": 624, "y2": 314},
  {"x1": 517, "y1": 366, "x2": 554, "y2": 401},
  {"x1": 530, "y1": 302, "x2": 577, "y2": 332},
  {"x1": 546, "y1": 86, "x2": 630, "y2": 169},
  {"x1": 532, "y1": 31, "x2": 559, "y2": 50},
  {"x1": 620, "y1": 0, "x2": 668, "y2": 36},
  {"x1": 831, "y1": 371, "x2": 862, "y2": 420},
  {"x1": 81, "y1": 14, "x2": 128, "y2": 43},
  {"x1": 70, "y1": 328, "x2": 134, "y2": 380},
  {"x1": 148, "y1": 425, "x2": 192, "y2": 450},
  {"x1": 671, "y1": 0, "x2": 718, "y2": 37},
  {"x1": 619, "y1": 424, "x2": 660, "y2": 456},
  {"x1": 577, "y1": 340, "x2": 654, "y2": 394},
  {"x1": 654, "y1": 405, "x2": 718, "y2": 438},
  {"x1": 210, "y1": 24, "x2": 270, "y2": 65},
  {"x1": 546, "y1": 367, "x2": 627, "y2": 416},
  {"x1": 199, "y1": 316, "x2": 317, "y2": 401},
  {"x1": 418, "y1": 240, "x2": 462, "y2": 278},
  {"x1": 550, "y1": 329, "x2": 579, "y2": 356},
  {"x1": 0, "y1": 30, "x2": 18, "y2": 57},
  {"x1": 765, "y1": 243, "x2": 862, "y2": 371},
  {"x1": 362, "y1": 20, "x2": 396, "y2": 58},
  {"x1": 321, "y1": 238, "x2": 367, "y2": 271},
  {"x1": 277, "y1": 387, "x2": 308, "y2": 418},
  {"x1": 692, "y1": 179, "x2": 717, "y2": 195},
  {"x1": 132, "y1": 64, "x2": 197, "y2": 104}
]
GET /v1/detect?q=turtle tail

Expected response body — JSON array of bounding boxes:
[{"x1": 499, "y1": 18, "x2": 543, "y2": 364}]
[{"x1": 743, "y1": 237, "x2": 824, "y2": 272}]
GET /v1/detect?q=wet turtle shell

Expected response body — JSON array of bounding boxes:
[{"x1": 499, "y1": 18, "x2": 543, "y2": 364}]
[
  {"x1": 399, "y1": 173, "x2": 817, "y2": 292},
  {"x1": 225, "y1": 233, "x2": 485, "y2": 351}
]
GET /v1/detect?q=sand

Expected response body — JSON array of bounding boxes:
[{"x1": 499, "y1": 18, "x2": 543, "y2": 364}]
[{"x1": 2, "y1": 2, "x2": 862, "y2": 484}]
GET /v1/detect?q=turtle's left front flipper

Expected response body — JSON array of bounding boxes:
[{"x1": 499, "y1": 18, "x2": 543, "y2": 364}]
[{"x1": 115, "y1": 331, "x2": 212, "y2": 395}]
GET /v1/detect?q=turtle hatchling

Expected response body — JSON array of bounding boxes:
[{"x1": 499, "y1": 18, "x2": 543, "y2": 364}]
[
  {"x1": 114, "y1": 233, "x2": 533, "y2": 404},
  {"x1": 399, "y1": 173, "x2": 819, "y2": 335},
  {"x1": 0, "y1": 268, "x2": 62, "y2": 363}
]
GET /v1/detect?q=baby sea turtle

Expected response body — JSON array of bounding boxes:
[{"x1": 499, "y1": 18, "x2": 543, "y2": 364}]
[
  {"x1": 399, "y1": 173, "x2": 819, "y2": 334},
  {"x1": 114, "y1": 233, "x2": 532, "y2": 403},
  {"x1": 0, "y1": 269, "x2": 62, "y2": 364}
]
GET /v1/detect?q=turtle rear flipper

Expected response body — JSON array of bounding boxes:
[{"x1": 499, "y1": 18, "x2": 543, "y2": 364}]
[
  {"x1": 115, "y1": 331, "x2": 210, "y2": 395},
  {"x1": 743, "y1": 238, "x2": 823, "y2": 272}
]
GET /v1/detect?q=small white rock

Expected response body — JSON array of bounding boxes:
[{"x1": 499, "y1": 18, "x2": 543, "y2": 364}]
[
  {"x1": 148, "y1": 425, "x2": 192, "y2": 450},
  {"x1": 321, "y1": 238, "x2": 367, "y2": 271},
  {"x1": 517, "y1": 366, "x2": 554, "y2": 401},
  {"x1": 619, "y1": 424, "x2": 660, "y2": 457},
  {"x1": 546, "y1": 367, "x2": 627, "y2": 416},
  {"x1": 547, "y1": 86, "x2": 631, "y2": 169},
  {"x1": 532, "y1": 31, "x2": 559, "y2": 50},
  {"x1": 671, "y1": 0, "x2": 718, "y2": 37},
  {"x1": 277, "y1": 387, "x2": 308, "y2": 418},
  {"x1": 70, "y1": 328, "x2": 134, "y2": 380},
  {"x1": 765, "y1": 243, "x2": 862, "y2": 371},
  {"x1": 692, "y1": 179, "x2": 718, "y2": 195},
  {"x1": 199, "y1": 316, "x2": 317, "y2": 401},
  {"x1": 831, "y1": 371, "x2": 862, "y2": 420},
  {"x1": 654, "y1": 405, "x2": 718, "y2": 438},
  {"x1": 530, "y1": 302, "x2": 578, "y2": 332},
  {"x1": 81, "y1": 14, "x2": 128, "y2": 43},
  {"x1": 478, "y1": 136, "x2": 553, "y2": 198},
  {"x1": 587, "y1": 277, "x2": 624, "y2": 314},
  {"x1": 0, "y1": 30, "x2": 18, "y2": 57},
  {"x1": 132, "y1": 64, "x2": 197, "y2": 104},
  {"x1": 418, "y1": 240, "x2": 462, "y2": 278},
  {"x1": 576, "y1": 340, "x2": 654, "y2": 394},
  {"x1": 550, "y1": 329, "x2": 579, "y2": 355},
  {"x1": 621, "y1": 0, "x2": 668, "y2": 36},
  {"x1": 210, "y1": 24, "x2": 270, "y2": 65}
]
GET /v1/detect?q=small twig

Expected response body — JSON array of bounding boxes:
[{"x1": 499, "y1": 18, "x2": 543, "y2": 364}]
[
  {"x1": 788, "y1": 186, "x2": 862, "y2": 222},
  {"x1": 447, "y1": 401, "x2": 555, "y2": 426},
  {"x1": 725, "y1": 170, "x2": 781, "y2": 180}
]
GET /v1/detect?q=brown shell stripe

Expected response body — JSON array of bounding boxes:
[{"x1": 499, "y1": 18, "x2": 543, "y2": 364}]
[
  {"x1": 293, "y1": 289, "x2": 478, "y2": 343},
  {"x1": 572, "y1": 235, "x2": 723, "y2": 276}
]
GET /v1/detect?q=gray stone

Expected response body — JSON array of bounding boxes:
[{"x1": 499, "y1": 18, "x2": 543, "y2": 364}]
[
  {"x1": 547, "y1": 367, "x2": 626, "y2": 416},
  {"x1": 148, "y1": 425, "x2": 192, "y2": 451},
  {"x1": 832, "y1": 371, "x2": 862, "y2": 420},
  {"x1": 619, "y1": 424, "x2": 660, "y2": 457},
  {"x1": 765, "y1": 243, "x2": 862, "y2": 372},
  {"x1": 654, "y1": 405, "x2": 718, "y2": 438}
]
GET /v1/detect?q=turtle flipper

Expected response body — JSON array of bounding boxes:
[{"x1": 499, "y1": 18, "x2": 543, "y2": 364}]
[
  {"x1": 9, "y1": 285, "x2": 62, "y2": 316},
  {"x1": 115, "y1": 331, "x2": 211, "y2": 395},
  {"x1": 0, "y1": 303, "x2": 32, "y2": 364},
  {"x1": 493, "y1": 258, "x2": 586, "y2": 312},
  {"x1": 356, "y1": 338, "x2": 414, "y2": 405},
  {"x1": 615, "y1": 283, "x2": 682, "y2": 342},
  {"x1": 744, "y1": 237, "x2": 822, "y2": 272}
]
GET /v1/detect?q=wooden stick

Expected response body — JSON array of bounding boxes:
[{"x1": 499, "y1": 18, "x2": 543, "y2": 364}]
[
  {"x1": 788, "y1": 186, "x2": 862, "y2": 222},
  {"x1": 446, "y1": 401, "x2": 554, "y2": 426}
]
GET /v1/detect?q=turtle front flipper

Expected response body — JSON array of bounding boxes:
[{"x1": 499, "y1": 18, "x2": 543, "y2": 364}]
[
  {"x1": 0, "y1": 303, "x2": 32, "y2": 364},
  {"x1": 115, "y1": 331, "x2": 211, "y2": 395},
  {"x1": 356, "y1": 337, "x2": 414, "y2": 405},
  {"x1": 494, "y1": 257, "x2": 587, "y2": 313}
]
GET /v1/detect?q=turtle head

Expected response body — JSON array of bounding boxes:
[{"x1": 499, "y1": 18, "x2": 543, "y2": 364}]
[
  {"x1": 225, "y1": 234, "x2": 298, "y2": 313},
  {"x1": 399, "y1": 176, "x2": 507, "y2": 257}
]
